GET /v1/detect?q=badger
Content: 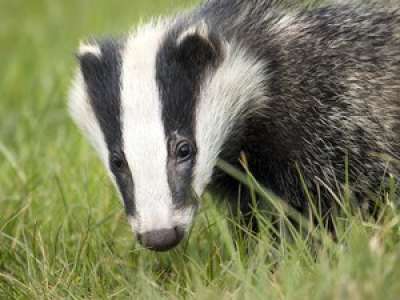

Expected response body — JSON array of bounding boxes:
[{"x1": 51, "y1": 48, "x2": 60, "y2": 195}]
[{"x1": 69, "y1": 0, "x2": 400, "y2": 251}]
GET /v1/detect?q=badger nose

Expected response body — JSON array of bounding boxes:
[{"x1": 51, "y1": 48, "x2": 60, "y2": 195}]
[{"x1": 137, "y1": 227, "x2": 184, "y2": 251}]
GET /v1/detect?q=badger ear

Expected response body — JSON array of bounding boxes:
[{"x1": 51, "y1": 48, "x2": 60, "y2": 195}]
[
  {"x1": 75, "y1": 40, "x2": 103, "y2": 82},
  {"x1": 77, "y1": 40, "x2": 102, "y2": 60},
  {"x1": 176, "y1": 21, "x2": 221, "y2": 70}
]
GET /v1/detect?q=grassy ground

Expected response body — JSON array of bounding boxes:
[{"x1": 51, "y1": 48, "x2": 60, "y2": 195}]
[{"x1": 1, "y1": 0, "x2": 400, "y2": 299}]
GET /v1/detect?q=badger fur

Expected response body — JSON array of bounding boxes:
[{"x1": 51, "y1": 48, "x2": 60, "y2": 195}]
[{"x1": 69, "y1": 0, "x2": 400, "y2": 251}]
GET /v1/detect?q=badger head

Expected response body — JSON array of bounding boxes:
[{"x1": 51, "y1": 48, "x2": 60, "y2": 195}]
[{"x1": 69, "y1": 19, "x2": 265, "y2": 251}]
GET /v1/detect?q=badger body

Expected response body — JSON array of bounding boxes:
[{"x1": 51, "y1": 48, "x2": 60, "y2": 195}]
[{"x1": 69, "y1": 0, "x2": 400, "y2": 251}]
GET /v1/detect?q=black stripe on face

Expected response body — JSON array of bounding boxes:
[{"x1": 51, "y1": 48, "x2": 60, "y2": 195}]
[
  {"x1": 156, "y1": 27, "x2": 221, "y2": 207},
  {"x1": 78, "y1": 39, "x2": 135, "y2": 216}
]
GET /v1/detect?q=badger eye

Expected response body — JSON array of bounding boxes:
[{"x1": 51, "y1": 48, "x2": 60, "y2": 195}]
[
  {"x1": 111, "y1": 154, "x2": 125, "y2": 170},
  {"x1": 176, "y1": 141, "x2": 193, "y2": 162}
]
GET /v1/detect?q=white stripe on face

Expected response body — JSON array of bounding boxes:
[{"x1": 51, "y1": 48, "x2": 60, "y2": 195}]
[{"x1": 121, "y1": 21, "x2": 190, "y2": 234}]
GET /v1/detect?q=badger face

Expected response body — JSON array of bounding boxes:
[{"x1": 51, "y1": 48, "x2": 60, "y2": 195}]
[{"x1": 69, "y1": 20, "x2": 266, "y2": 251}]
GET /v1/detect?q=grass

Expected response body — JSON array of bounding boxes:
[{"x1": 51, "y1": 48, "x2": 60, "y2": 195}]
[{"x1": 1, "y1": 0, "x2": 400, "y2": 299}]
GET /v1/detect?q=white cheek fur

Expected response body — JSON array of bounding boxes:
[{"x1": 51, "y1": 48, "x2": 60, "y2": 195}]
[
  {"x1": 193, "y1": 43, "x2": 267, "y2": 196},
  {"x1": 68, "y1": 68, "x2": 109, "y2": 167}
]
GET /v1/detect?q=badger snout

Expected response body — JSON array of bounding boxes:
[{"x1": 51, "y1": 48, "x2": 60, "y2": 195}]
[
  {"x1": 128, "y1": 206, "x2": 196, "y2": 251},
  {"x1": 137, "y1": 226, "x2": 185, "y2": 251}
]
